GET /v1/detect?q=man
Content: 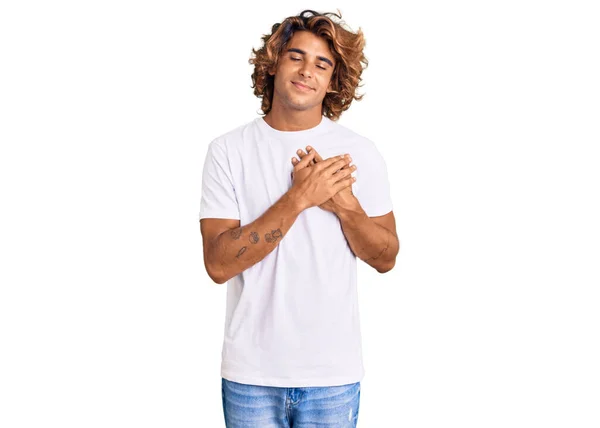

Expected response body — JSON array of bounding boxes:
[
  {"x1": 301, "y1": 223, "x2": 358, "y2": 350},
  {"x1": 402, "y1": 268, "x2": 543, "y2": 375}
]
[{"x1": 199, "y1": 9, "x2": 399, "y2": 427}]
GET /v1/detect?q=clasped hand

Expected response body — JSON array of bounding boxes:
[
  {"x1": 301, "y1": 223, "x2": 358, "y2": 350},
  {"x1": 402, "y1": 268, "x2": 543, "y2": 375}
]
[{"x1": 291, "y1": 146, "x2": 357, "y2": 214}]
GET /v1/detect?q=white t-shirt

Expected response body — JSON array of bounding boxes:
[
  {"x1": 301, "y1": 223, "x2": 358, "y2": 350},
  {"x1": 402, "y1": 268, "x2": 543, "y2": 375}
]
[{"x1": 199, "y1": 115, "x2": 393, "y2": 387}]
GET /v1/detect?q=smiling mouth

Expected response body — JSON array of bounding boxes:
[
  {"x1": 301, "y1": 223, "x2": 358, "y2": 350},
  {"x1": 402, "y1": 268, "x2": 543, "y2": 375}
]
[{"x1": 292, "y1": 81, "x2": 313, "y2": 91}]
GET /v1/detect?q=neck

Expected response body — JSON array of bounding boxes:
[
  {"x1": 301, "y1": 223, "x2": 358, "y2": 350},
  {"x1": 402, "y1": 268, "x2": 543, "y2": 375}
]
[{"x1": 263, "y1": 106, "x2": 323, "y2": 132}]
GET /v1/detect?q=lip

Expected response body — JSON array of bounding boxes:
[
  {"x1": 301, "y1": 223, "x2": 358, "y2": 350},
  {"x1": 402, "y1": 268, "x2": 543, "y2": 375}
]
[{"x1": 292, "y1": 81, "x2": 313, "y2": 92}]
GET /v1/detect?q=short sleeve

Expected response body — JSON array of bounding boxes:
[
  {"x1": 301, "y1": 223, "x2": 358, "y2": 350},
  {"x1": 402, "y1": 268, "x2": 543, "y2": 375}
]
[
  {"x1": 198, "y1": 140, "x2": 240, "y2": 221},
  {"x1": 354, "y1": 142, "x2": 394, "y2": 217}
]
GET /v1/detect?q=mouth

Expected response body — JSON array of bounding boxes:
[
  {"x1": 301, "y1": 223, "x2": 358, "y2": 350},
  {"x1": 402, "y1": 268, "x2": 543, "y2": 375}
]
[{"x1": 292, "y1": 81, "x2": 313, "y2": 92}]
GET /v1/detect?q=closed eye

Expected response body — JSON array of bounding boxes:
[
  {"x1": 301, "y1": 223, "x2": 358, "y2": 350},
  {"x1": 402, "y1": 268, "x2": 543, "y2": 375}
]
[{"x1": 290, "y1": 57, "x2": 326, "y2": 70}]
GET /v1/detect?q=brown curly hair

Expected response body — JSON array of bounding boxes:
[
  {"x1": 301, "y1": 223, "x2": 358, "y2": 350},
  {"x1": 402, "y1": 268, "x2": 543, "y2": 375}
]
[{"x1": 249, "y1": 9, "x2": 368, "y2": 121}]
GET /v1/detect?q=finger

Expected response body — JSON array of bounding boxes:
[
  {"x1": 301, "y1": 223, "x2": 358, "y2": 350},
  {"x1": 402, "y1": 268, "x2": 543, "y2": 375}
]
[
  {"x1": 324, "y1": 155, "x2": 352, "y2": 176},
  {"x1": 296, "y1": 149, "x2": 307, "y2": 160},
  {"x1": 306, "y1": 146, "x2": 323, "y2": 163},
  {"x1": 317, "y1": 154, "x2": 347, "y2": 171},
  {"x1": 335, "y1": 163, "x2": 357, "y2": 178},
  {"x1": 333, "y1": 164, "x2": 357, "y2": 182},
  {"x1": 297, "y1": 151, "x2": 316, "y2": 168},
  {"x1": 334, "y1": 175, "x2": 356, "y2": 191},
  {"x1": 299, "y1": 148, "x2": 317, "y2": 165}
]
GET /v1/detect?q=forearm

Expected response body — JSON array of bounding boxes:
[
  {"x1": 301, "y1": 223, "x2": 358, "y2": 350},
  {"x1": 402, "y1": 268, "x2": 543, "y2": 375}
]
[
  {"x1": 336, "y1": 203, "x2": 399, "y2": 273},
  {"x1": 208, "y1": 189, "x2": 304, "y2": 284}
]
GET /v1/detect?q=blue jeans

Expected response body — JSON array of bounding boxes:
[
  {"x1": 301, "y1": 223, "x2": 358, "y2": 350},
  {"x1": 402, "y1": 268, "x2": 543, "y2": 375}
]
[{"x1": 222, "y1": 378, "x2": 361, "y2": 427}]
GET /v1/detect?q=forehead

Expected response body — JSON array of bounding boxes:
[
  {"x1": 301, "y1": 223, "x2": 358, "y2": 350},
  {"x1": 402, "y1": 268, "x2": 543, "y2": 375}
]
[{"x1": 287, "y1": 31, "x2": 333, "y2": 58}]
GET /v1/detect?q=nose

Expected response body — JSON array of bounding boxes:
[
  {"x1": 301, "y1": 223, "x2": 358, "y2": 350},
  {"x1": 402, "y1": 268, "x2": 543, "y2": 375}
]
[{"x1": 299, "y1": 64, "x2": 312, "y2": 79}]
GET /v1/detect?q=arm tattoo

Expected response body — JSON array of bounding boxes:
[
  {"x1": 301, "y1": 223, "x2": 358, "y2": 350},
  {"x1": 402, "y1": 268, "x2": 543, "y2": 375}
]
[
  {"x1": 249, "y1": 231, "x2": 259, "y2": 244},
  {"x1": 230, "y1": 227, "x2": 242, "y2": 240},
  {"x1": 236, "y1": 246, "x2": 247, "y2": 258},
  {"x1": 265, "y1": 228, "x2": 282, "y2": 243}
]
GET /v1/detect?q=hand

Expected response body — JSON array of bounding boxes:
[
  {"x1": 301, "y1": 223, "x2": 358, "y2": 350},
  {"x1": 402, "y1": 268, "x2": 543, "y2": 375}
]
[
  {"x1": 291, "y1": 146, "x2": 357, "y2": 214},
  {"x1": 289, "y1": 148, "x2": 355, "y2": 212}
]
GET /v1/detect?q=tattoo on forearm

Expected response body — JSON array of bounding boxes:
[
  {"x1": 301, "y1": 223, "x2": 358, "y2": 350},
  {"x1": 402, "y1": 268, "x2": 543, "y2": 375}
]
[
  {"x1": 265, "y1": 228, "x2": 282, "y2": 243},
  {"x1": 231, "y1": 227, "x2": 280, "y2": 259},
  {"x1": 236, "y1": 246, "x2": 247, "y2": 258},
  {"x1": 249, "y1": 231, "x2": 259, "y2": 244}
]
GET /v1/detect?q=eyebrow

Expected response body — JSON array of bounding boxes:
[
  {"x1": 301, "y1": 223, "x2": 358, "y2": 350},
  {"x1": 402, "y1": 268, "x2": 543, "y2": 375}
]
[{"x1": 286, "y1": 48, "x2": 334, "y2": 67}]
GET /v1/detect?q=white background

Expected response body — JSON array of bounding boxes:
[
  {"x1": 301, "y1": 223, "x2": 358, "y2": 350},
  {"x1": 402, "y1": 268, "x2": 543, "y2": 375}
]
[{"x1": 1, "y1": 1, "x2": 599, "y2": 426}]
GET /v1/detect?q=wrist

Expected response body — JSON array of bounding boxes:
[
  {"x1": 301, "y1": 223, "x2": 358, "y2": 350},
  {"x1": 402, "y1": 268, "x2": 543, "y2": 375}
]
[
  {"x1": 287, "y1": 187, "x2": 308, "y2": 214},
  {"x1": 335, "y1": 198, "x2": 365, "y2": 221}
]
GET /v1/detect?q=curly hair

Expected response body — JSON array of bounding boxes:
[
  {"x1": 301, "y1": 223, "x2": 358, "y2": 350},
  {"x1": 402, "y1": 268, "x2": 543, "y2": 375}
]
[{"x1": 249, "y1": 9, "x2": 368, "y2": 121}]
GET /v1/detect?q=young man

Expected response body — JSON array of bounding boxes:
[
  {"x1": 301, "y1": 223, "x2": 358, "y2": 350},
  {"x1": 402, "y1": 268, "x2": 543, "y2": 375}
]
[{"x1": 199, "y1": 10, "x2": 399, "y2": 427}]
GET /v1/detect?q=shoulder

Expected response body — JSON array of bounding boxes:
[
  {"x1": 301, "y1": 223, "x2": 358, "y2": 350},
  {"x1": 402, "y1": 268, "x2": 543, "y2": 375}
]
[
  {"x1": 327, "y1": 118, "x2": 381, "y2": 157},
  {"x1": 208, "y1": 118, "x2": 258, "y2": 153}
]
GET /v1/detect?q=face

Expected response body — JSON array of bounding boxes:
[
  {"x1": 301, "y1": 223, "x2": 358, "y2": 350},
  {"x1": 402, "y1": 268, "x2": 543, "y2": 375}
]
[{"x1": 268, "y1": 31, "x2": 336, "y2": 113}]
